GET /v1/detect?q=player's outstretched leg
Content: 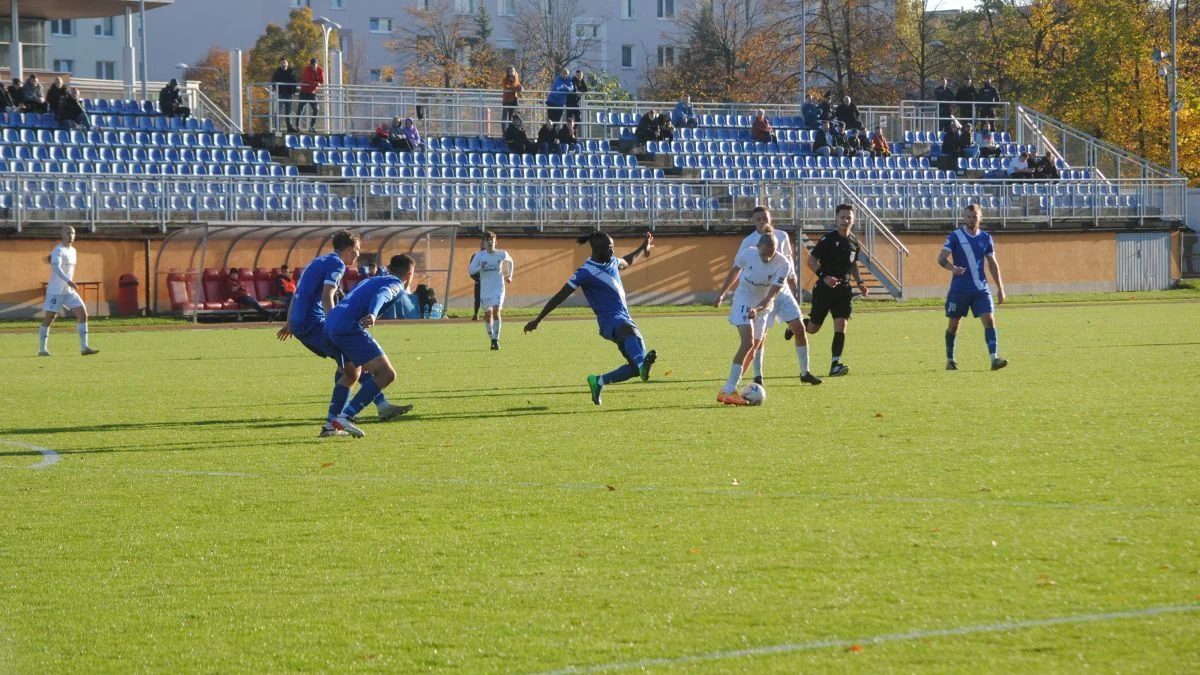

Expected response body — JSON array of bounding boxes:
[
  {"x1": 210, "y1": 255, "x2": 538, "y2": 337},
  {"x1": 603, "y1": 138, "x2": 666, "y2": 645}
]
[
  {"x1": 718, "y1": 325, "x2": 755, "y2": 405},
  {"x1": 752, "y1": 342, "x2": 765, "y2": 386},
  {"x1": 828, "y1": 319, "x2": 849, "y2": 376},
  {"x1": 322, "y1": 369, "x2": 355, "y2": 437},
  {"x1": 788, "y1": 319, "x2": 821, "y2": 385},
  {"x1": 73, "y1": 305, "x2": 98, "y2": 355},
  {"x1": 492, "y1": 306, "x2": 503, "y2": 350},
  {"x1": 38, "y1": 315, "x2": 54, "y2": 356},
  {"x1": 485, "y1": 307, "x2": 497, "y2": 349},
  {"x1": 359, "y1": 371, "x2": 411, "y2": 421},
  {"x1": 945, "y1": 318, "x2": 960, "y2": 371},
  {"x1": 983, "y1": 315, "x2": 1006, "y2": 370}
]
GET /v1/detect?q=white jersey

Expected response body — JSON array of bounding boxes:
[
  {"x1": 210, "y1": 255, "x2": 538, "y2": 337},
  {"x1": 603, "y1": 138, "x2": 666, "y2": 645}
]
[
  {"x1": 739, "y1": 228, "x2": 795, "y2": 270},
  {"x1": 47, "y1": 243, "x2": 77, "y2": 296},
  {"x1": 469, "y1": 249, "x2": 514, "y2": 296},
  {"x1": 732, "y1": 247, "x2": 792, "y2": 305}
]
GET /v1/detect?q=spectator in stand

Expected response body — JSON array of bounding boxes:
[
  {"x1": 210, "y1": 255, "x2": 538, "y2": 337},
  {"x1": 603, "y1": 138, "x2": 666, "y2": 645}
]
[
  {"x1": 272, "y1": 57, "x2": 299, "y2": 133},
  {"x1": 8, "y1": 78, "x2": 25, "y2": 111},
  {"x1": 224, "y1": 268, "x2": 277, "y2": 320},
  {"x1": 57, "y1": 88, "x2": 92, "y2": 130},
  {"x1": 835, "y1": 95, "x2": 864, "y2": 131},
  {"x1": 501, "y1": 66, "x2": 522, "y2": 131},
  {"x1": 273, "y1": 264, "x2": 297, "y2": 304},
  {"x1": 819, "y1": 92, "x2": 835, "y2": 122},
  {"x1": 1005, "y1": 151, "x2": 1034, "y2": 179},
  {"x1": 955, "y1": 76, "x2": 978, "y2": 122},
  {"x1": 941, "y1": 122, "x2": 961, "y2": 166},
  {"x1": 557, "y1": 117, "x2": 580, "y2": 153},
  {"x1": 390, "y1": 117, "x2": 422, "y2": 152},
  {"x1": 45, "y1": 77, "x2": 65, "y2": 114},
  {"x1": 546, "y1": 68, "x2": 574, "y2": 126},
  {"x1": 1032, "y1": 151, "x2": 1060, "y2": 180},
  {"x1": 751, "y1": 109, "x2": 777, "y2": 144},
  {"x1": 801, "y1": 93, "x2": 821, "y2": 129},
  {"x1": 672, "y1": 94, "x2": 699, "y2": 129},
  {"x1": 957, "y1": 122, "x2": 980, "y2": 159},
  {"x1": 503, "y1": 114, "x2": 537, "y2": 154},
  {"x1": 975, "y1": 121, "x2": 1001, "y2": 157},
  {"x1": 977, "y1": 78, "x2": 1000, "y2": 122},
  {"x1": 371, "y1": 122, "x2": 391, "y2": 151},
  {"x1": 844, "y1": 129, "x2": 865, "y2": 157},
  {"x1": 635, "y1": 109, "x2": 658, "y2": 144},
  {"x1": 159, "y1": 79, "x2": 190, "y2": 120},
  {"x1": 0, "y1": 81, "x2": 13, "y2": 112},
  {"x1": 813, "y1": 120, "x2": 844, "y2": 157},
  {"x1": 537, "y1": 119, "x2": 559, "y2": 154},
  {"x1": 870, "y1": 127, "x2": 891, "y2": 157},
  {"x1": 934, "y1": 77, "x2": 954, "y2": 132},
  {"x1": 298, "y1": 57, "x2": 324, "y2": 132},
  {"x1": 566, "y1": 69, "x2": 588, "y2": 124},
  {"x1": 655, "y1": 112, "x2": 676, "y2": 142},
  {"x1": 22, "y1": 74, "x2": 47, "y2": 113}
]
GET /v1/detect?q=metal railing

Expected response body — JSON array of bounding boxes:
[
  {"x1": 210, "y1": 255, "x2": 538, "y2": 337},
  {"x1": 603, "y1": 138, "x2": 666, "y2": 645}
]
[
  {"x1": 834, "y1": 178, "x2": 909, "y2": 298},
  {"x1": 1015, "y1": 105, "x2": 1175, "y2": 181},
  {"x1": 1, "y1": 172, "x2": 1186, "y2": 232},
  {"x1": 898, "y1": 99, "x2": 1013, "y2": 137}
]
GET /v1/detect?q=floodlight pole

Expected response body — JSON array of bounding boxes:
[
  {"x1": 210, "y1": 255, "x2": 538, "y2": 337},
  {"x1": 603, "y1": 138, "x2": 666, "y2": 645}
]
[
  {"x1": 800, "y1": 0, "x2": 807, "y2": 99},
  {"x1": 1169, "y1": 0, "x2": 1178, "y2": 176}
]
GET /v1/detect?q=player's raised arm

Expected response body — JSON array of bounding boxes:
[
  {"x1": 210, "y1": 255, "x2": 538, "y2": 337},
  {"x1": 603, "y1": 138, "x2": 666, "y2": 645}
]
[
  {"x1": 524, "y1": 283, "x2": 575, "y2": 333},
  {"x1": 620, "y1": 231, "x2": 654, "y2": 268}
]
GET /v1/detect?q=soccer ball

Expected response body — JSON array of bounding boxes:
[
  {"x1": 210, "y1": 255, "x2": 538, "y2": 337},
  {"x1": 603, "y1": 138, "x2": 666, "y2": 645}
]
[{"x1": 741, "y1": 382, "x2": 766, "y2": 406}]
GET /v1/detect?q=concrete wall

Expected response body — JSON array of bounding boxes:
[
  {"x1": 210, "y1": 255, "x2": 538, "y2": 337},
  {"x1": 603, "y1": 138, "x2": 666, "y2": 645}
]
[{"x1": 0, "y1": 229, "x2": 1181, "y2": 318}]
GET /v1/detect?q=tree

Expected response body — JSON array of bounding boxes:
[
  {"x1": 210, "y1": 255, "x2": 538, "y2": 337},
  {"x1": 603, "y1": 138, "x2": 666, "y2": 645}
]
[
  {"x1": 244, "y1": 8, "x2": 332, "y2": 131},
  {"x1": 507, "y1": 0, "x2": 604, "y2": 85},
  {"x1": 183, "y1": 47, "x2": 233, "y2": 115},
  {"x1": 588, "y1": 71, "x2": 633, "y2": 102},
  {"x1": 806, "y1": 0, "x2": 902, "y2": 102},
  {"x1": 892, "y1": 0, "x2": 953, "y2": 99},
  {"x1": 387, "y1": 0, "x2": 473, "y2": 88}
]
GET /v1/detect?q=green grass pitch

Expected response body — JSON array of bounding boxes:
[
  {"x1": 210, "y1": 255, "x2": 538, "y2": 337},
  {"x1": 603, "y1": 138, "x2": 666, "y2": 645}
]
[{"x1": 1, "y1": 301, "x2": 1198, "y2": 673}]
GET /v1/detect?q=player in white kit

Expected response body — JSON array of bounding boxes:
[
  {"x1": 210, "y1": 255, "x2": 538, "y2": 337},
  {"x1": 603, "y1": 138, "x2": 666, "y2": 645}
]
[
  {"x1": 713, "y1": 225, "x2": 820, "y2": 405},
  {"x1": 39, "y1": 225, "x2": 99, "y2": 356},
  {"x1": 467, "y1": 231, "x2": 514, "y2": 350},
  {"x1": 717, "y1": 206, "x2": 815, "y2": 386}
]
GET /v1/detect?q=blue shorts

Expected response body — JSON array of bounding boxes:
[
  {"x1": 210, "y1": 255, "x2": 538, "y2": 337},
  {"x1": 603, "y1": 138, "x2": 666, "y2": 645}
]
[
  {"x1": 293, "y1": 322, "x2": 334, "y2": 359},
  {"x1": 598, "y1": 316, "x2": 637, "y2": 343},
  {"x1": 325, "y1": 326, "x2": 385, "y2": 368},
  {"x1": 945, "y1": 289, "x2": 994, "y2": 318}
]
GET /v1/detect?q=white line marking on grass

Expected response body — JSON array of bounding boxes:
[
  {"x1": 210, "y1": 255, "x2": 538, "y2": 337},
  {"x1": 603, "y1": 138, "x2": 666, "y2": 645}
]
[
  {"x1": 536, "y1": 604, "x2": 1200, "y2": 674},
  {"x1": 0, "y1": 440, "x2": 60, "y2": 469}
]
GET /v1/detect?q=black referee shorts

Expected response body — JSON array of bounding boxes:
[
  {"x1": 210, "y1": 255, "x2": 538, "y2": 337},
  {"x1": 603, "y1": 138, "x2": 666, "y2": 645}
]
[{"x1": 809, "y1": 282, "x2": 853, "y2": 326}]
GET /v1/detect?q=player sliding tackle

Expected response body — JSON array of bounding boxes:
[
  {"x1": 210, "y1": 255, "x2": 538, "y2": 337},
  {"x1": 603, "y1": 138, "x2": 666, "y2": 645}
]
[
  {"x1": 713, "y1": 225, "x2": 822, "y2": 405},
  {"x1": 524, "y1": 231, "x2": 656, "y2": 406},
  {"x1": 322, "y1": 254, "x2": 416, "y2": 438}
]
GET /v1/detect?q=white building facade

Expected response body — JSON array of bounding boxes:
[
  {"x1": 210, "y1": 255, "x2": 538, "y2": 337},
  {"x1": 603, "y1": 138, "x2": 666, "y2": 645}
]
[{"x1": 43, "y1": 0, "x2": 693, "y2": 94}]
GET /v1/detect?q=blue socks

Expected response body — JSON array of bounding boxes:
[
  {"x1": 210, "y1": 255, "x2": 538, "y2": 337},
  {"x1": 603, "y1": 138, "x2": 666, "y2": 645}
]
[
  {"x1": 945, "y1": 332, "x2": 956, "y2": 360},
  {"x1": 328, "y1": 382, "x2": 350, "y2": 421},
  {"x1": 984, "y1": 326, "x2": 998, "y2": 358},
  {"x1": 342, "y1": 377, "x2": 382, "y2": 419},
  {"x1": 621, "y1": 333, "x2": 647, "y2": 368},
  {"x1": 360, "y1": 371, "x2": 390, "y2": 408},
  {"x1": 601, "y1": 363, "x2": 638, "y2": 385}
]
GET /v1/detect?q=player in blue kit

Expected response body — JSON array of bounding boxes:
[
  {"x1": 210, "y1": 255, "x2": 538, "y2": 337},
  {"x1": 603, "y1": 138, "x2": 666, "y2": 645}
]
[
  {"x1": 322, "y1": 254, "x2": 417, "y2": 438},
  {"x1": 276, "y1": 230, "x2": 410, "y2": 437},
  {"x1": 523, "y1": 231, "x2": 656, "y2": 406},
  {"x1": 938, "y1": 204, "x2": 1008, "y2": 371}
]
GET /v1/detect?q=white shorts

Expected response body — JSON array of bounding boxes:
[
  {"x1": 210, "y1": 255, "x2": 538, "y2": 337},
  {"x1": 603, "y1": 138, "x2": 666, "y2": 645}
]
[
  {"x1": 44, "y1": 289, "x2": 84, "y2": 314},
  {"x1": 728, "y1": 300, "x2": 769, "y2": 340},
  {"x1": 767, "y1": 289, "x2": 803, "y2": 328},
  {"x1": 481, "y1": 290, "x2": 505, "y2": 309}
]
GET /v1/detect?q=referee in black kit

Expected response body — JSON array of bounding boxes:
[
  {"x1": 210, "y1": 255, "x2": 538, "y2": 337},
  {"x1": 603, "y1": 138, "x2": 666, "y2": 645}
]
[{"x1": 798, "y1": 203, "x2": 869, "y2": 376}]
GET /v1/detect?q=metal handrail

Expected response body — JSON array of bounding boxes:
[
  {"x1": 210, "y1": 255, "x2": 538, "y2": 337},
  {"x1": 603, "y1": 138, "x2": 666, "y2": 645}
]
[
  {"x1": 1015, "y1": 104, "x2": 1174, "y2": 181},
  {"x1": 192, "y1": 88, "x2": 236, "y2": 134}
]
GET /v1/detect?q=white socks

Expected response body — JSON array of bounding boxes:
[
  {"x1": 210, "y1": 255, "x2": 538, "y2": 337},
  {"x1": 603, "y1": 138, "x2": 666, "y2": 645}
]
[
  {"x1": 795, "y1": 345, "x2": 810, "y2": 375},
  {"x1": 77, "y1": 323, "x2": 89, "y2": 350},
  {"x1": 723, "y1": 363, "x2": 743, "y2": 394},
  {"x1": 492, "y1": 318, "x2": 501, "y2": 340},
  {"x1": 752, "y1": 345, "x2": 764, "y2": 377},
  {"x1": 38, "y1": 326, "x2": 49, "y2": 352}
]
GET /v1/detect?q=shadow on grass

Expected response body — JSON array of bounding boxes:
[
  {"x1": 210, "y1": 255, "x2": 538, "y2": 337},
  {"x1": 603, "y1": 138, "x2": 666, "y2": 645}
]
[
  {"x1": 0, "y1": 436, "x2": 324, "y2": 458},
  {"x1": 0, "y1": 417, "x2": 317, "y2": 438}
]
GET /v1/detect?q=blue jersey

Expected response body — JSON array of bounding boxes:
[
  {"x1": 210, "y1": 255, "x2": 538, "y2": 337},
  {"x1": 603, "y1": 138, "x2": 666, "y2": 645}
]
[
  {"x1": 291, "y1": 252, "x2": 345, "y2": 332},
  {"x1": 943, "y1": 228, "x2": 995, "y2": 293},
  {"x1": 325, "y1": 275, "x2": 405, "y2": 333},
  {"x1": 567, "y1": 257, "x2": 633, "y2": 328}
]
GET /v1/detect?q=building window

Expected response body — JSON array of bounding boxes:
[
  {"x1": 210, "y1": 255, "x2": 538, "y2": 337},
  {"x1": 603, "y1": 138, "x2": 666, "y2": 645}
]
[
  {"x1": 94, "y1": 17, "x2": 115, "y2": 38},
  {"x1": 96, "y1": 60, "x2": 116, "y2": 79},
  {"x1": 290, "y1": 0, "x2": 311, "y2": 7},
  {"x1": 657, "y1": 0, "x2": 675, "y2": 19},
  {"x1": 54, "y1": 59, "x2": 75, "y2": 74},
  {"x1": 51, "y1": 19, "x2": 75, "y2": 37},
  {"x1": 455, "y1": 0, "x2": 476, "y2": 14},
  {"x1": 498, "y1": 0, "x2": 515, "y2": 16},
  {"x1": 368, "y1": 17, "x2": 393, "y2": 33},
  {"x1": 656, "y1": 45, "x2": 674, "y2": 66},
  {"x1": 331, "y1": 0, "x2": 345, "y2": 8},
  {"x1": 499, "y1": 47, "x2": 517, "y2": 65},
  {"x1": 621, "y1": 44, "x2": 633, "y2": 69},
  {"x1": 575, "y1": 24, "x2": 599, "y2": 39},
  {"x1": 621, "y1": 0, "x2": 634, "y2": 19}
]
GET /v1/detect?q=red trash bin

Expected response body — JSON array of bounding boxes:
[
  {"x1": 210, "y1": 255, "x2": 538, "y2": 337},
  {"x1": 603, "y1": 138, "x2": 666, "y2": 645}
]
[{"x1": 117, "y1": 273, "x2": 140, "y2": 316}]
